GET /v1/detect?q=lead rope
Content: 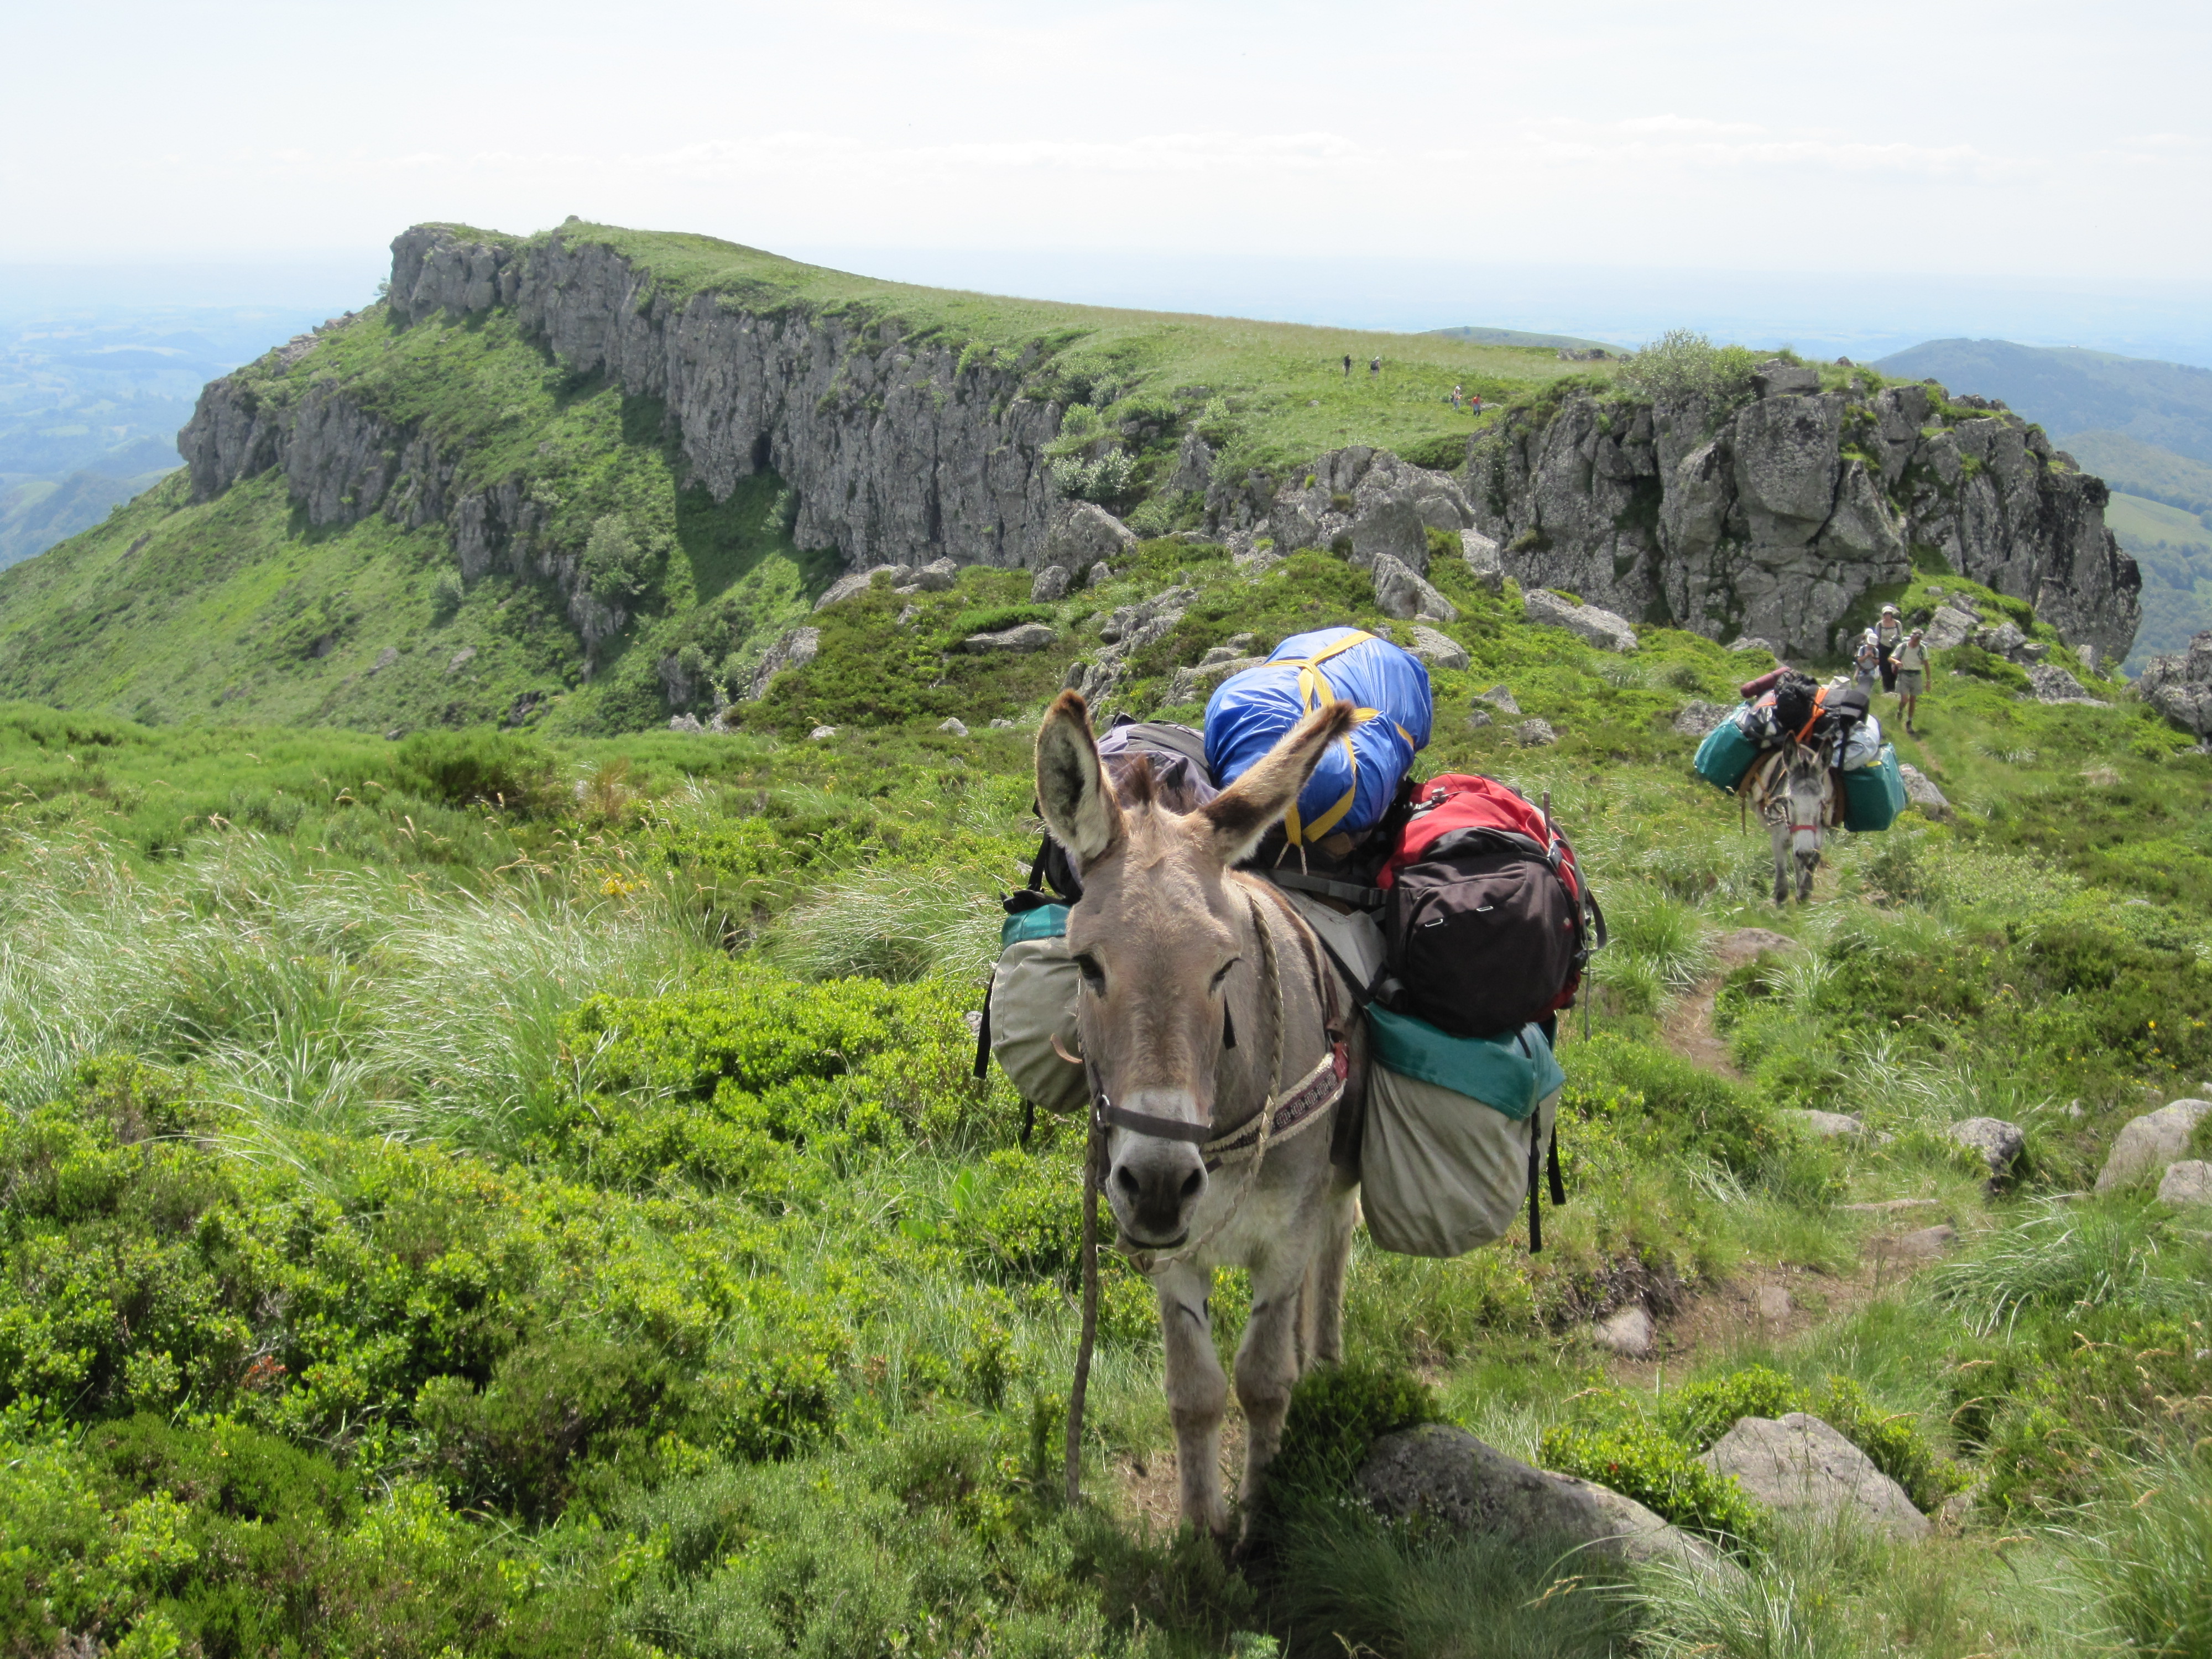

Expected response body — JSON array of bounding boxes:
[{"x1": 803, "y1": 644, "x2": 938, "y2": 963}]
[{"x1": 1063, "y1": 888, "x2": 1290, "y2": 1507}]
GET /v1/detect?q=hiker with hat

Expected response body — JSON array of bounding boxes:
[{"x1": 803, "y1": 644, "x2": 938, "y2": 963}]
[
  {"x1": 1851, "y1": 629, "x2": 1882, "y2": 694},
  {"x1": 1874, "y1": 604, "x2": 1905, "y2": 693},
  {"x1": 1892, "y1": 627, "x2": 1929, "y2": 735}
]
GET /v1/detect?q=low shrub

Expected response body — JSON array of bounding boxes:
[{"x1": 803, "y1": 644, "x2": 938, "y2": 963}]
[{"x1": 1537, "y1": 1418, "x2": 1766, "y2": 1545}]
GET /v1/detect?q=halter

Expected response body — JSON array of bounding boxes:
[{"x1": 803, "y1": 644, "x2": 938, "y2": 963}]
[
  {"x1": 1083, "y1": 885, "x2": 1347, "y2": 1272},
  {"x1": 1749, "y1": 744, "x2": 1832, "y2": 839}
]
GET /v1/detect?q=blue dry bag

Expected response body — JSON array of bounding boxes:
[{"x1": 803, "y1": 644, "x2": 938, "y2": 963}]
[{"x1": 1203, "y1": 627, "x2": 1432, "y2": 845}]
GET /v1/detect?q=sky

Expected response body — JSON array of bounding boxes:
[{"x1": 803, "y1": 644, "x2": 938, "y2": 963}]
[{"x1": 4, "y1": 0, "x2": 2208, "y2": 359}]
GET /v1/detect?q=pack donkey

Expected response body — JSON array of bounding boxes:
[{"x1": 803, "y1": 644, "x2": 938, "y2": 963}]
[
  {"x1": 1749, "y1": 740, "x2": 1836, "y2": 904},
  {"x1": 1035, "y1": 690, "x2": 1363, "y2": 1543}
]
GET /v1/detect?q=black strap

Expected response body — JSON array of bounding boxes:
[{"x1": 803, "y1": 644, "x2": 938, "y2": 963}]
[
  {"x1": 1020, "y1": 1097, "x2": 1035, "y2": 1149},
  {"x1": 1526, "y1": 1114, "x2": 1543, "y2": 1253},
  {"x1": 1027, "y1": 839, "x2": 1050, "y2": 892},
  {"x1": 1294, "y1": 915, "x2": 1383, "y2": 1011},
  {"x1": 1098, "y1": 1101, "x2": 1213, "y2": 1145},
  {"x1": 1264, "y1": 868, "x2": 1385, "y2": 910},
  {"x1": 1548, "y1": 1123, "x2": 1566, "y2": 1206},
  {"x1": 973, "y1": 970, "x2": 994, "y2": 1081}
]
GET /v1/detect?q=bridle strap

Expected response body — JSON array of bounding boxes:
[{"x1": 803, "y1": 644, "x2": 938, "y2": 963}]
[{"x1": 1097, "y1": 1103, "x2": 1213, "y2": 1144}]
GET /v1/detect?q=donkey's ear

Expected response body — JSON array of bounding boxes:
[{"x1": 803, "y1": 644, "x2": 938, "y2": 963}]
[
  {"x1": 1199, "y1": 700, "x2": 1358, "y2": 865},
  {"x1": 1035, "y1": 691, "x2": 1125, "y2": 869}
]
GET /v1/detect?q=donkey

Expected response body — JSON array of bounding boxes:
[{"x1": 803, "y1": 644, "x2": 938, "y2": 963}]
[
  {"x1": 1034, "y1": 690, "x2": 1363, "y2": 1543},
  {"x1": 1750, "y1": 741, "x2": 1835, "y2": 904}
]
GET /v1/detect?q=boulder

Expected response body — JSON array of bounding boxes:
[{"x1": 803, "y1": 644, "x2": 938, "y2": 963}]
[
  {"x1": 814, "y1": 564, "x2": 902, "y2": 611},
  {"x1": 1479, "y1": 684, "x2": 1521, "y2": 714},
  {"x1": 1372, "y1": 554, "x2": 1460, "y2": 622},
  {"x1": 1041, "y1": 502, "x2": 1136, "y2": 574},
  {"x1": 1755, "y1": 1285, "x2": 1792, "y2": 1320},
  {"x1": 1522, "y1": 589, "x2": 1637, "y2": 652},
  {"x1": 1947, "y1": 1117, "x2": 2026, "y2": 1185},
  {"x1": 1594, "y1": 1306, "x2": 1654, "y2": 1357},
  {"x1": 2136, "y1": 632, "x2": 2212, "y2": 737},
  {"x1": 1407, "y1": 626, "x2": 1470, "y2": 671},
  {"x1": 1870, "y1": 1224, "x2": 1956, "y2": 1262},
  {"x1": 1673, "y1": 701, "x2": 1734, "y2": 737},
  {"x1": 1359, "y1": 1424, "x2": 1725, "y2": 1574},
  {"x1": 1898, "y1": 764, "x2": 1950, "y2": 819},
  {"x1": 2021, "y1": 664, "x2": 2107, "y2": 705},
  {"x1": 1371, "y1": 553, "x2": 1460, "y2": 624},
  {"x1": 1974, "y1": 619, "x2": 2030, "y2": 659},
  {"x1": 1462, "y1": 530, "x2": 1506, "y2": 593},
  {"x1": 1030, "y1": 565, "x2": 1074, "y2": 603},
  {"x1": 667, "y1": 713, "x2": 704, "y2": 733},
  {"x1": 1167, "y1": 656, "x2": 1261, "y2": 705},
  {"x1": 1700, "y1": 1415, "x2": 1929, "y2": 1540},
  {"x1": 1517, "y1": 718, "x2": 1558, "y2": 747},
  {"x1": 1751, "y1": 360, "x2": 1823, "y2": 399},
  {"x1": 807, "y1": 725, "x2": 838, "y2": 741},
  {"x1": 937, "y1": 717, "x2": 969, "y2": 737},
  {"x1": 2095, "y1": 1099, "x2": 2212, "y2": 1193},
  {"x1": 446, "y1": 647, "x2": 476, "y2": 674},
  {"x1": 1923, "y1": 604, "x2": 1980, "y2": 650},
  {"x1": 1712, "y1": 927, "x2": 1801, "y2": 970},
  {"x1": 746, "y1": 626, "x2": 822, "y2": 700},
  {"x1": 2156, "y1": 1160, "x2": 2212, "y2": 1206},
  {"x1": 962, "y1": 622, "x2": 1057, "y2": 654},
  {"x1": 1730, "y1": 637, "x2": 1778, "y2": 655},
  {"x1": 1782, "y1": 1108, "x2": 1864, "y2": 1140},
  {"x1": 911, "y1": 557, "x2": 960, "y2": 592},
  {"x1": 1466, "y1": 708, "x2": 1494, "y2": 729}
]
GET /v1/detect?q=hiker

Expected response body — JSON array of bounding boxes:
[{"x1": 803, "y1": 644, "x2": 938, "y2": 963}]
[
  {"x1": 1851, "y1": 630, "x2": 1882, "y2": 693},
  {"x1": 1369, "y1": 356, "x2": 1380, "y2": 377},
  {"x1": 1343, "y1": 353, "x2": 1352, "y2": 377},
  {"x1": 1893, "y1": 628, "x2": 1929, "y2": 734},
  {"x1": 1451, "y1": 383, "x2": 1465, "y2": 411},
  {"x1": 1874, "y1": 604, "x2": 1904, "y2": 692}
]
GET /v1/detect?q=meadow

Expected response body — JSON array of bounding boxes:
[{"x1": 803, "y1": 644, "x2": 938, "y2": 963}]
[{"x1": 2, "y1": 539, "x2": 2209, "y2": 1658}]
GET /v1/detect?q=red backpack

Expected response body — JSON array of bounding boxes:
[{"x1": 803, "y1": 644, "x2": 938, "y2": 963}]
[{"x1": 1376, "y1": 774, "x2": 1605, "y2": 1037}]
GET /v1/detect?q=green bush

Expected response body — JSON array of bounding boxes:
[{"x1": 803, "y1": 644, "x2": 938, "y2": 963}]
[
  {"x1": 1942, "y1": 641, "x2": 2030, "y2": 691},
  {"x1": 1538, "y1": 1418, "x2": 1766, "y2": 1545},
  {"x1": 395, "y1": 729, "x2": 557, "y2": 811},
  {"x1": 1265, "y1": 1361, "x2": 1438, "y2": 1511}
]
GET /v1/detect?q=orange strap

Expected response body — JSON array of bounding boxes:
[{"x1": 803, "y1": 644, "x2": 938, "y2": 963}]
[{"x1": 1792, "y1": 686, "x2": 1828, "y2": 744}]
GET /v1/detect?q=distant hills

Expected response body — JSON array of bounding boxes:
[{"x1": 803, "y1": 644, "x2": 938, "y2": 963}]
[
  {"x1": 1426, "y1": 326, "x2": 1615, "y2": 352},
  {"x1": 1876, "y1": 337, "x2": 2212, "y2": 670},
  {"x1": 0, "y1": 300, "x2": 345, "y2": 571}
]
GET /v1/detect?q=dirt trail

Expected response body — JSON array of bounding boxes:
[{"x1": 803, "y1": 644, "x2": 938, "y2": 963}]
[{"x1": 1660, "y1": 927, "x2": 1799, "y2": 1083}]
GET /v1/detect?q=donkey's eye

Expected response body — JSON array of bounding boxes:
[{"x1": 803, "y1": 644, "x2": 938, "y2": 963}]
[
  {"x1": 1073, "y1": 953, "x2": 1105, "y2": 991},
  {"x1": 1209, "y1": 958, "x2": 1240, "y2": 991}
]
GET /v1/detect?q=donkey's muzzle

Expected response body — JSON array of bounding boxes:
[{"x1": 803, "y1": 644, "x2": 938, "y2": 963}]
[{"x1": 1108, "y1": 1125, "x2": 1209, "y2": 1246}]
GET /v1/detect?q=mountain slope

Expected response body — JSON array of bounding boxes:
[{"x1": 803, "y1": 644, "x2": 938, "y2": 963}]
[{"x1": 0, "y1": 221, "x2": 1597, "y2": 732}]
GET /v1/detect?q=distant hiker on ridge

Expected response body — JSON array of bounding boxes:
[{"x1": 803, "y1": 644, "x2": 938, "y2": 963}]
[
  {"x1": 1369, "y1": 356, "x2": 1380, "y2": 377},
  {"x1": 1343, "y1": 353, "x2": 1352, "y2": 377}
]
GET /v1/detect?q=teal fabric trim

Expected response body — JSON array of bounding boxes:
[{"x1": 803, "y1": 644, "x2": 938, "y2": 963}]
[
  {"x1": 1000, "y1": 904, "x2": 1071, "y2": 947},
  {"x1": 1366, "y1": 1007, "x2": 1564, "y2": 1121}
]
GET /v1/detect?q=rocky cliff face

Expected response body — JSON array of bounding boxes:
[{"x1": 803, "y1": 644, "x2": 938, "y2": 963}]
[
  {"x1": 180, "y1": 224, "x2": 1073, "y2": 641},
  {"x1": 1460, "y1": 367, "x2": 2140, "y2": 663}
]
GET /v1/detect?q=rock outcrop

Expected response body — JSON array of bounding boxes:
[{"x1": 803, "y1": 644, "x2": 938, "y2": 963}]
[
  {"x1": 180, "y1": 223, "x2": 1084, "y2": 653},
  {"x1": 1462, "y1": 369, "x2": 2139, "y2": 663},
  {"x1": 2096, "y1": 1098, "x2": 2212, "y2": 1192},
  {"x1": 2138, "y1": 633, "x2": 2212, "y2": 737}
]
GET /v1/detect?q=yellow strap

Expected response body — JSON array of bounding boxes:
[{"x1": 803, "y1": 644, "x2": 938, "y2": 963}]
[{"x1": 1279, "y1": 632, "x2": 1381, "y2": 846}]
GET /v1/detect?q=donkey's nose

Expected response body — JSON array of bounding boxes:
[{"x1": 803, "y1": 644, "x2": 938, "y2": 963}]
[{"x1": 1108, "y1": 1135, "x2": 1208, "y2": 1246}]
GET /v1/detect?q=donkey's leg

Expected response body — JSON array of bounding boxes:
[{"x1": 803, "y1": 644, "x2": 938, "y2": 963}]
[
  {"x1": 1771, "y1": 825, "x2": 1791, "y2": 905},
  {"x1": 1798, "y1": 852, "x2": 1817, "y2": 902},
  {"x1": 1306, "y1": 1182, "x2": 1359, "y2": 1368},
  {"x1": 1231, "y1": 1246, "x2": 1317, "y2": 1530},
  {"x1": 1153, "y1": 1260, "x2": 1230, "y2": 1538}
]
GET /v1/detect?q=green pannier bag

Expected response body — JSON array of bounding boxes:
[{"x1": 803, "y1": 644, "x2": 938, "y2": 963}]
[
  {"x1": 1693, "y1": 712, "x2": 1759, "y2": 792},
  {"x1": 1841, "y1": 743, "x2": 1907, "y2": 832},
  {"x1": 980, "y1": 902, "x2": 1089, "y2": 1118},
  {"x1": 1361, "y1": 1007, "x2": 1566, "y2": 1259}
]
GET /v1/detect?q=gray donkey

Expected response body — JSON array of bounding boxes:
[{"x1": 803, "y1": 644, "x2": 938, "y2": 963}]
[
  {"x1": 1750, "y1": 741, "x2": 1835, "y2": 904},
  {"x1": 1034, "y1": 689, "x2": 1363, "y2": 1543}
]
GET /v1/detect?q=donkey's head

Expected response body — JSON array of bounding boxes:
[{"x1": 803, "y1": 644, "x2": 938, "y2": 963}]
[
  {"x1": 1778, "y1": 742, "x2": 1830, "y2": 861},
  {"x1": 1034, "y1": 690, "x2": 1355, "y2": 1246}
]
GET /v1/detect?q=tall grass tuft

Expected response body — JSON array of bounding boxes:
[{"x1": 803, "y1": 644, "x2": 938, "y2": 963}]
[
  {"x1": 1924, "y1": 1201, "x2": 2204, "y2": 1337},
  {"x1": 2062, "y1": 1448, "x2": 2212, "y2": 1656},
  {"x1": 762, "y1": 859, "x2": 1004, "y2": 985}
]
